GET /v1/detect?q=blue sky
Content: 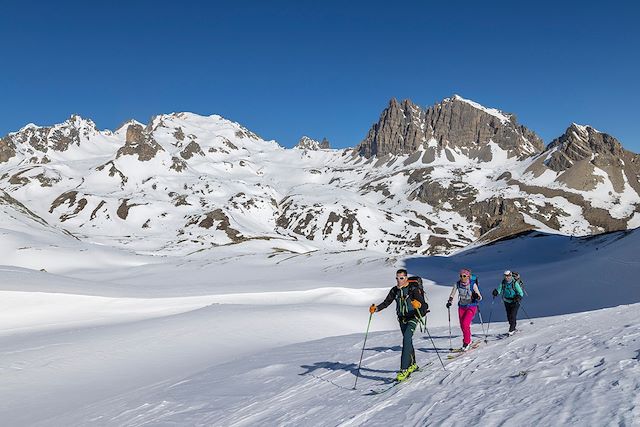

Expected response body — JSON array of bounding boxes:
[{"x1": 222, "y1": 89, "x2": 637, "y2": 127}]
[{"x1": 1, "y1": 1, "x2": 638, "y2": 151}]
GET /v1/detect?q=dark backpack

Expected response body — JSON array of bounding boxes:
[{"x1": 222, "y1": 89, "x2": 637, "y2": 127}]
[
  {"x1": 408, "y1": 276, "x2": 425, "y2": 300},
  {"x1": 407, "y1": 275, "x2": 429, "y2": 319},
  {"x1": 513, "y1": 272, "x2": 526, "y2": 295}
]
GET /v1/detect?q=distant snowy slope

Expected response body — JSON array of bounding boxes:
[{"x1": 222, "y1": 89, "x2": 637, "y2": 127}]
[
  {"x1": 0, "y1": 190, "x2": 147, "y2": 273},
  {"x1": 2, "y1": 96, "x2": 639, "y2": 257},
  {"x1": 406, "y1": 228, "x2": 640, "y2": 320}
]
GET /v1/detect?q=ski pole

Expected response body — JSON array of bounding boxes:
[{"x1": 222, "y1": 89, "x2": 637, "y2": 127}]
[
  {"x1": 484, "y1": 296, "x2": 495, "y2": 343},
  {"x1": 477, "y1": 309, "x2": 485, "y2": 336},
  {"x1": 519, "y1": 303, "x2": 534, "y2": 325},
  {"x1": 353, "y1": 312, "x2": 373, "y2": 390},
  {"x1": 424, "y1": 324, "x2": 447, "y2": 371},
  {"x1": 447, "y1": 306, "x2": 453, "y2": 351}
]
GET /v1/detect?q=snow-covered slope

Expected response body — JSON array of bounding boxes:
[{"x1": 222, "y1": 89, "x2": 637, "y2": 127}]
[
  {"x1": 1, "y1": 97, "x2": 639, "y2": 258},
  {"x1": 45, "y1": 304, "x2": 640, "y2": 426},
  {"x1": 0, "y1": 228, "x2": 639, "y2": 425}
]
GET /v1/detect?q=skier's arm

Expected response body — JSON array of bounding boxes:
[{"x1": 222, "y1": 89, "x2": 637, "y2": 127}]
[
  {"x1": 496, "y1": 282, "x2": 503, "y2": 295},
  {"x1": 514, "y1": 282, "x2": 524, "y2": 297},
  {"x1": 375, "y1": 287, "x2": 397, "y2": 312},
  {"x1": 448, "y1": 283, "x2": 457, "y2": 300},
  {"x1": 472, "y1": 283, "x2": 482, "y2": 300},
  {"x1": 446, "y1": 283, "x2": 457, "y2": 307}
]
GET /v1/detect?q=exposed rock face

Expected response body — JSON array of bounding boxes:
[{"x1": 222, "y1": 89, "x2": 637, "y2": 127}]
[
  {"x1": 358, "y1": 95, "x2": 544, "y2": 159},
  {"x1": 0, "y1": 136, "x2": 16, "y2": 163},
  {"x1": 358, "y1": 98, "x2": 423, "y2": 158},
  {"x1": 547, "y1": 124, "x2": 625, "y2": 171},
  {"x1": 116, "y1": 124, "x2": 163, "y2": 161},
  {"x1": 180, "y1": 141, "x2": 204, "y2": 160},
  {"x1": 0, "y1": 115, "x2": 99, "y2": 162},
  {"x1": 295, "y1": 136, "x2": 330, "y2": 150},
  {"x1": 544, "y1": 124, "x2": 640, "y2": 195}
]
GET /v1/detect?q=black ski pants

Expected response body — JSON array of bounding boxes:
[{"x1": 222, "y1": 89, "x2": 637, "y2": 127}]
[
  {"x1": 504, "y1": 301, "x2": 520, "y2": 332},
  {"x1": 399, "y1": 319, "x2": 417, "y2": 370}
]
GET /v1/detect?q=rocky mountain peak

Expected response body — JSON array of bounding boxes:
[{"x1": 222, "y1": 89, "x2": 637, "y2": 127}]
[
  {"x1": 358, "y1": 95, "x2": 544, "y2": 160},
  {"x1": 65, "y1": 114, "x2": 98, "y2": 130},
  {"x1": 295, "y1": 136, "x2": 331, "y2": 150},
  {"x1": 357, "y1": 98, "x2": 425, "y2": 158},
  {"x1": 0, "y1": 114, "x2": 100, "y2": 160},
  {"x1": 446, "y1": 94, "x2": 514, "y2": 125},
  {"x1": 545, "y1": 124, "x2": 626, "y2": 172},
  {"x1": 115, "y1": 119, "x2": 145, "y2": 134}
]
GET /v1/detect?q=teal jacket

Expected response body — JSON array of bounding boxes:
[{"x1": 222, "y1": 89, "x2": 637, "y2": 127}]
[{"x1": 497, "y1": 279, "x2": 524, "y2": 303}]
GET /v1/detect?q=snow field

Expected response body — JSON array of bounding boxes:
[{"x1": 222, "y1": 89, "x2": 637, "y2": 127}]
[
  {"x1": 0, "y1": 228, "x2": 638, "y2": 425},
  {"x1": 41, "y1": 304, "x2": 640, "y2": 426}
]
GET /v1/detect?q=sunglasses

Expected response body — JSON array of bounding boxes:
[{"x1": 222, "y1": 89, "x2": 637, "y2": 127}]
[
  {"x1": 396, "y1": 276, "x2": 407, "y2": 281},
  {"x1": 505, "y1": 274, "x2": 512, "y2": 276},
  {"x1": 460, "y1": 274, "x2": 468, "y2": 278}
]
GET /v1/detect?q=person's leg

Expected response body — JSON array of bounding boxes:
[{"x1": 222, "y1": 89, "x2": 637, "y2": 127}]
[
  {"x1": 506, "y1": 302, "x2": 517, "y2": 332},
  {"x1": 399, "y1": 321, "x2": 406, "y2": 370},
  {"x1": 466, "y1": 306, "x2": 478, "y2": 344},
  {"x1": 504, "y1": 301, "x2": 513, "y2": 331},
  {"x1": 400, "y1": 320, "x2": 417, "y2": 370},
  {"x1": 460, "y1": 306, "x2": 477, "y2": 345},
  {"x1": 511, "y1": 302, "x2": 520, "y2": 331},
  {"x1": 458, "y1": 306, "x2": 465, "y2": 344}
]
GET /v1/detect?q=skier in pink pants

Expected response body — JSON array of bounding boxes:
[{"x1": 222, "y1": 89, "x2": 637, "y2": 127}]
[{"x1": 446, "y1": 268, "x2": 482, "y2": 350}]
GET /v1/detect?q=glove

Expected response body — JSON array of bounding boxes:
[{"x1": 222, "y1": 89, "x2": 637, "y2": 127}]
[
  {"x1": 471, "y1": 292, "x2": 480, "y2": 302},
  {"x1": 446, "y1": 298, "x2": 452, "y2": 309},
  {"x1": 369, "y1": 304, "x2": 377, "y2": 314},
  {"x1": 513, "y1": 295, "x2": 522, "y2": 303},
  {"x1": 492, "y1": 288, "x2": 499, "y2": 297},
  {"x1": 411, "y1": 300, "x2": 421, "y2": 309}
]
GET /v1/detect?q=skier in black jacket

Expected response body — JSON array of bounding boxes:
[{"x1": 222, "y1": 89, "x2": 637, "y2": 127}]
[{"x1": 369, "y1": 269, "x2": 428, "y2": 381}]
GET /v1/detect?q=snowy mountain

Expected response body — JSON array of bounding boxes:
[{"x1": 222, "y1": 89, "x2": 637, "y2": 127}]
[{"x1": 0, "y1": 97, "x2": 639, "y2": 258}]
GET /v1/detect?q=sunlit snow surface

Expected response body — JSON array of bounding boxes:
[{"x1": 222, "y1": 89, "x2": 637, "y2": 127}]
[{"x1": 0, "y1": 227, "x2": 639, "y2": 426}]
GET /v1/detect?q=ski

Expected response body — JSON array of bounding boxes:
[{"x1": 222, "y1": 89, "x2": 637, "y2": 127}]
[
  {"x1": 367, "y1": 362, "x2": 433, "y2": 395},
  {"x1": 488, "y1": 329, "x2": 522, "y2": 341},
  {"x1": 447, "y1": 342, "x2": 481, "y2": 359}
]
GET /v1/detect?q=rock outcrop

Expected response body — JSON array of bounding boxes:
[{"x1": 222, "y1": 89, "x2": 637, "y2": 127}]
[
  {"x1": 295, "y1": 136, "x2": 330, "y2": 150},
  {"x1": 116, "y1": 124, "x2": 163, "y2": 161},
  {"x1": 543, "y1": 124, "x2": 640, "y2": 195},
  {"x1": 0, "y1": 115, "x2": 100, "y2": 163},
  {"x1": 358, "y1": 95, "x2": 544, "y2": 160}
]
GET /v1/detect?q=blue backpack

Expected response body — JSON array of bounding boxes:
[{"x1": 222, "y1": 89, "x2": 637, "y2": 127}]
[{"x1": 457, "y1": 274, "x2": 480, "y2": 306}]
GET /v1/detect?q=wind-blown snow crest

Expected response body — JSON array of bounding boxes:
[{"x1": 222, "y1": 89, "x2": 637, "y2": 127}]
[{"x1": 451, "y1": 94, "x2": 512, "y2": 124}]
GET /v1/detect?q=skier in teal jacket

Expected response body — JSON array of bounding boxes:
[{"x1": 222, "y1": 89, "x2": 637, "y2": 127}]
[{"x1": 492, "y1": 270, "x2": 524, "y2": 335}]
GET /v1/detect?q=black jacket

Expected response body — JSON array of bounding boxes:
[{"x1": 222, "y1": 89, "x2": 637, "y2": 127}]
[{"x1": 377, "y1": 284, "x2": 428, "y2": 322}]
